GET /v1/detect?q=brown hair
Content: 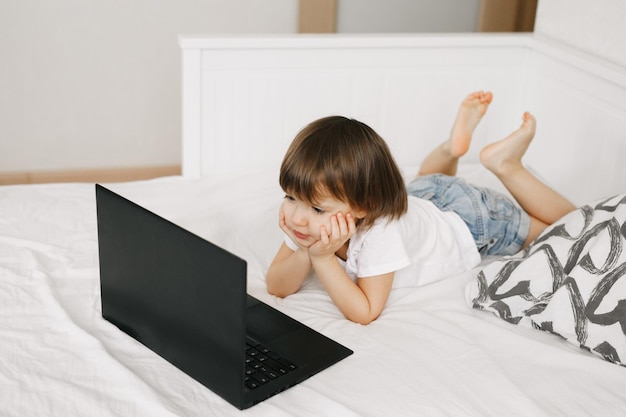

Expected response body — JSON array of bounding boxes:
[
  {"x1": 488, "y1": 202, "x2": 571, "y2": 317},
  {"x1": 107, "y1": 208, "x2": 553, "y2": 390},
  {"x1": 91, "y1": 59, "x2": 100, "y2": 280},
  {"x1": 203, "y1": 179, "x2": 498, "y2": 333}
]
[{"x1": 279, "y1": 116, "x2": 407, "y2": 229}]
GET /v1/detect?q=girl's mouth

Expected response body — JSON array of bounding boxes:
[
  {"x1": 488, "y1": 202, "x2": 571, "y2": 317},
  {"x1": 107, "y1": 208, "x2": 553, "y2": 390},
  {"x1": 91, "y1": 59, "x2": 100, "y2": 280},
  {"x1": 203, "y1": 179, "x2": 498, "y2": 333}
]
[{"x1": 293, "y1": 230, "x2": 309, "y2": 240}]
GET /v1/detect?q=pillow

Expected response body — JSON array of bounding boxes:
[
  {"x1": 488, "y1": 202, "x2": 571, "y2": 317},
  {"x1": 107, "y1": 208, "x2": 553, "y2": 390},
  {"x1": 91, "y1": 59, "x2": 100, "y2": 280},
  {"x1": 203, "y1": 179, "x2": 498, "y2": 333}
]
[{"x1": 466, "y1": 194, "x2": 626, "y2": 366}]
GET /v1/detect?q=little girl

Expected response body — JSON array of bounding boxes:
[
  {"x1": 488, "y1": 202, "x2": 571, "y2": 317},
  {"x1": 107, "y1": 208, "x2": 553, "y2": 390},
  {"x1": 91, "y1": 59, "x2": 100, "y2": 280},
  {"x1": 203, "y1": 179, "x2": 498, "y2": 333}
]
[{"x1": 266, "y1": 91, "x2": 575, "y2": 325}]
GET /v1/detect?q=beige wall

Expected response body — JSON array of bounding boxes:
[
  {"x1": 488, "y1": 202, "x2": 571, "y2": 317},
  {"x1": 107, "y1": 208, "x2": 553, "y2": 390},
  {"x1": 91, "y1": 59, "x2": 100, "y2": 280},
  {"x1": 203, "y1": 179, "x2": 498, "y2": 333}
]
[
  {"x1": 0, "y1": 0, "x2": 297, "y2": 178},
  {"x1": 2, "y1": 0, "x2": 624, "y2": 183},
  {"x1": 336, "y1": 0, "x2": 480, "y2": 32},
  {"x1": 0, "y1": 0, "x2": 486, "y2": 183},
  {"x1": 535, "y1": 0, "x2": 626, "y2": 68}
]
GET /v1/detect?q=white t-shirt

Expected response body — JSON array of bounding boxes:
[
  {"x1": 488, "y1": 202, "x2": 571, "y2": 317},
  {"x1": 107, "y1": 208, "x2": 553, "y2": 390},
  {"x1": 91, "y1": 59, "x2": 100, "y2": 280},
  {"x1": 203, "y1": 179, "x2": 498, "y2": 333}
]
[{"x1": 284, "y1": 195, "x2": 481, "y2": 288}]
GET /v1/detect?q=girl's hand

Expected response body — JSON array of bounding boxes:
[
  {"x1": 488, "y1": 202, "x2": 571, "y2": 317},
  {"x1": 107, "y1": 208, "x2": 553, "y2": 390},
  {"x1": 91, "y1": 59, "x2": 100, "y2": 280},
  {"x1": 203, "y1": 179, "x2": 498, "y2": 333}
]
[{"x1": 309, "y1": 212, "x2": 356, "y2": 258}]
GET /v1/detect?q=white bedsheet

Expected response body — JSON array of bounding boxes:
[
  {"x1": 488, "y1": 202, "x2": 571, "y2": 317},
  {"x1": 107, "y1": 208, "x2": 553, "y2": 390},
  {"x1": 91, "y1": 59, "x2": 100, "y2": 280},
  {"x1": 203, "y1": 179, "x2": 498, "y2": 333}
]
[{"x1": 2, "y1": 173, "x2": 626, "y2": 417}]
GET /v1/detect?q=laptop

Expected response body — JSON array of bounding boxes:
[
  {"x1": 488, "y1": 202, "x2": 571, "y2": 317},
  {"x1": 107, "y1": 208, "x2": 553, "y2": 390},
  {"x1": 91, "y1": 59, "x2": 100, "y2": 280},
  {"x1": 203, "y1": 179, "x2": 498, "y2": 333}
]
[{"x1": 95, "y1": 184, "x2": 353, "y2": 409}]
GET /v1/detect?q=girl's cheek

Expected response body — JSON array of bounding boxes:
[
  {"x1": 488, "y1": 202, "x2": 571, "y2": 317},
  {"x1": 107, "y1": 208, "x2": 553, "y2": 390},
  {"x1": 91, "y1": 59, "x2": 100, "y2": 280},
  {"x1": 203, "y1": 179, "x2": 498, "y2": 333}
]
[
  {"x1": 309, "y1": 217, "x2": 327, "y2": 237},
  {"x1": 280, "y1": 202, "x2": 293, "y2": 223}
]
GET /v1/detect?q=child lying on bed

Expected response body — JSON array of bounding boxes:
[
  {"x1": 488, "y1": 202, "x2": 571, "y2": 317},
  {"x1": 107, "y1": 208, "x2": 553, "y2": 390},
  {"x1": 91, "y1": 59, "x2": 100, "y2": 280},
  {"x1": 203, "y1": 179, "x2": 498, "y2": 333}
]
[{"x1": 266, "y1": 91, "x2": 575, "y2": 325}]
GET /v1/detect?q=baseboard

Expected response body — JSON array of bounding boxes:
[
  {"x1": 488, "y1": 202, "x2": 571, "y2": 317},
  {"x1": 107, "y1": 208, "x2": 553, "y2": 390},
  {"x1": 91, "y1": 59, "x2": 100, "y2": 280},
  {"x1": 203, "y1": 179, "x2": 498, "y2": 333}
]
[{"x1": 0, "y1": 165, "x2": 182, "y2": 185}]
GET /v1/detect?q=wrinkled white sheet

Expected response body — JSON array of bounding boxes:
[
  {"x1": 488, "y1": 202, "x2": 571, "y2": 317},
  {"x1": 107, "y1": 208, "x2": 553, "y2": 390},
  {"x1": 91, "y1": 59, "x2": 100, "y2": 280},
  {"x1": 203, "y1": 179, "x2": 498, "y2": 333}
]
[{"x1": 2, "y1": 172, "x2": 626, "y2": 417}]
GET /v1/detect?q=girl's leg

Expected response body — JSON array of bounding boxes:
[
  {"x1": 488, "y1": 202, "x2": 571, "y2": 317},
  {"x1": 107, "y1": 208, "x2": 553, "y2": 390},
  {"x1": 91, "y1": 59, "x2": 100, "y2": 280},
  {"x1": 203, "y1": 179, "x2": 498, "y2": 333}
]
[
  {"x1": 480, "y1": 112, "x2": 576, "y2": 244},
  {"x1": 418, "y1": 91, "x2": 493, "y2": 176}
]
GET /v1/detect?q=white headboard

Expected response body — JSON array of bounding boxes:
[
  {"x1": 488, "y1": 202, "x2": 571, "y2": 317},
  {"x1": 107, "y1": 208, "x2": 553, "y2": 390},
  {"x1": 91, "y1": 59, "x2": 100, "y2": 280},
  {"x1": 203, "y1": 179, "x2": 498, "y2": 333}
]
[{"x1": 180, "y1": 34, "x2": 626, "y2": 205}]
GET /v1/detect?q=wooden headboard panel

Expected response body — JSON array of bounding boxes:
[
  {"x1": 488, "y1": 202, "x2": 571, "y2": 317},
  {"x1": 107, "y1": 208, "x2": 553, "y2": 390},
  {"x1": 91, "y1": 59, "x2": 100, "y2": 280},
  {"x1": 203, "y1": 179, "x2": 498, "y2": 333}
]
[{"x1": 180, "y1": 34, "x2": 626, "y2": 205}]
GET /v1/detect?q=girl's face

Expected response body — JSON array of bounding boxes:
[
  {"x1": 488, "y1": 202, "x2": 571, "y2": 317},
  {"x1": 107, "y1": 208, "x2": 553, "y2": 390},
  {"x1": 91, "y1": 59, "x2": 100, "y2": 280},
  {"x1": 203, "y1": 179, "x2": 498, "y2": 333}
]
[{"x1": 281, "y1": 191, "x2": 363, "y2": 247}]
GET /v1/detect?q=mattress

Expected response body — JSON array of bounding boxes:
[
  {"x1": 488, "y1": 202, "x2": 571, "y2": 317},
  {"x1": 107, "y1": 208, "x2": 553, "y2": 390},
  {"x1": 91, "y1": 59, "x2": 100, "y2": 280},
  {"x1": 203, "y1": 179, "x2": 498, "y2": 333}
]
[{"x1": 2, "y1": 170, "x2": 626, "y2": 417}]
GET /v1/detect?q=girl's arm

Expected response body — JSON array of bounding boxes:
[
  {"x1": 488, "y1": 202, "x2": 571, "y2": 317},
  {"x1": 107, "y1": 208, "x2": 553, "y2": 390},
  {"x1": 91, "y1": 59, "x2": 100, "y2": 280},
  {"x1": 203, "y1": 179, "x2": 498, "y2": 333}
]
[
  {"x1": 267, "y1": 210, "x2": 395, "y2": 324},
  {"x1": 309, "y1": 212, "x2": 394, "y2": 325},
  {"x1": 311, "y1": 253, "x2": 394, "y2": 325},
  {"x1": 266, "y1": 243, "x2": 312, "y2": 297},
  {"x1": 268, "y1": 234, "x2": 394, "y2": 324}
]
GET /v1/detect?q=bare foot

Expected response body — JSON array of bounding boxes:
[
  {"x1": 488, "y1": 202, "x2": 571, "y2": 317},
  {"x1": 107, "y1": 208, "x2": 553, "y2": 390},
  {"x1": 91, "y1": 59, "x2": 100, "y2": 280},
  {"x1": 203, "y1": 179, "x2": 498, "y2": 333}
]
[
  {"x1": 480, "y1": 112, "x2": 536, "y2": 176},
  {"x1": 446, "y1": 91, "x2": 493, "y2": 157}
]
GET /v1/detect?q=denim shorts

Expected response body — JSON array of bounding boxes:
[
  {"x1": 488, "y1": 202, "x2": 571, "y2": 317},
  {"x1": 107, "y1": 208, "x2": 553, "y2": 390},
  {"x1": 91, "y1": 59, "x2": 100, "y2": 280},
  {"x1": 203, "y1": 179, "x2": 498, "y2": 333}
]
[{"x1": 406, "y1": 174, "x2": 530, "y2": 256}]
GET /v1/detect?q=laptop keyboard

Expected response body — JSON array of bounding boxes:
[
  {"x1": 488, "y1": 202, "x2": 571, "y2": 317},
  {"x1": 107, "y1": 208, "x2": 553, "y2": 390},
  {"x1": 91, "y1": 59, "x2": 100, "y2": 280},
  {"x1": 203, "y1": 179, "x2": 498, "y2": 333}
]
[{"x1": 245, "y1": 338, "x2": 298, "y2": 390}]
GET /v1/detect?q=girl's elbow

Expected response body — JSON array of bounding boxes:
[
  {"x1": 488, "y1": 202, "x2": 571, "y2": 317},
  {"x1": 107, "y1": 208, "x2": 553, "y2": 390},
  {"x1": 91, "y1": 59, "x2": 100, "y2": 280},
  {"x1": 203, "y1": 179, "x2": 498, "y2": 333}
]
[
  {"x1": 266, "y1": 279, "x2": 297, "y2": 298},
  {"x1": 267, "y1": 286, "x2": 290, "y2": 298},
  {"x1": 348, "y1": 311, "x2": 381, "y2": 325}
]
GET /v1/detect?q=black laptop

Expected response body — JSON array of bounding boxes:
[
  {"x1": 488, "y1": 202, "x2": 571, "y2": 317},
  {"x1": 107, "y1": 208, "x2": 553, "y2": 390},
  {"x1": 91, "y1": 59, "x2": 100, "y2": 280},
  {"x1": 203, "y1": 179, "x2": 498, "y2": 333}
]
[{"x1": 95, "y1": 184, "x2": 353, "y2": 409}]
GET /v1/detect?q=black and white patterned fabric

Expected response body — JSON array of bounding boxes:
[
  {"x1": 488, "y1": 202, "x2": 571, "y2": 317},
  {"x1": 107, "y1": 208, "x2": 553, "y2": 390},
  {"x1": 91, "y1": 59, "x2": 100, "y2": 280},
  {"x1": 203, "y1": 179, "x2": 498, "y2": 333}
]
[{"x1": 467, "y1": 194, "x2": 626, "y2": 366}]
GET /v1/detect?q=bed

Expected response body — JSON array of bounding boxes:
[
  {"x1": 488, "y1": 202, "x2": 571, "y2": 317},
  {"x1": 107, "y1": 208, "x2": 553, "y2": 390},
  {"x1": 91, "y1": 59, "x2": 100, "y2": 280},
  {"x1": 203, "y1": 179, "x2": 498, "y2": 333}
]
[{"x1": 3, "y1": 33, "x2": 626, "y2": 416}]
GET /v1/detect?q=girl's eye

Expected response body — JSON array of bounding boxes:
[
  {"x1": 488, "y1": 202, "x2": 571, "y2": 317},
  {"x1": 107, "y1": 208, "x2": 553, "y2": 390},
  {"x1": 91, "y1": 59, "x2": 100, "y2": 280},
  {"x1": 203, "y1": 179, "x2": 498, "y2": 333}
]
[
  {"x1": 284, "y1": 194, "x2": 295, "y2": 202},
  {"x1": 312, "y1": 206, "x2": 325, "y2": 215}
]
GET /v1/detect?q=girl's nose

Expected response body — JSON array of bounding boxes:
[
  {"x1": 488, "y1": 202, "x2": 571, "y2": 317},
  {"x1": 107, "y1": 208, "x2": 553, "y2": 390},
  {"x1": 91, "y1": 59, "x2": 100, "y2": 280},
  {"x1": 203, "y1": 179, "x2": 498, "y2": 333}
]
[{"x1": 291, "y1": 205, "x2": 307, "y2": 226}]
